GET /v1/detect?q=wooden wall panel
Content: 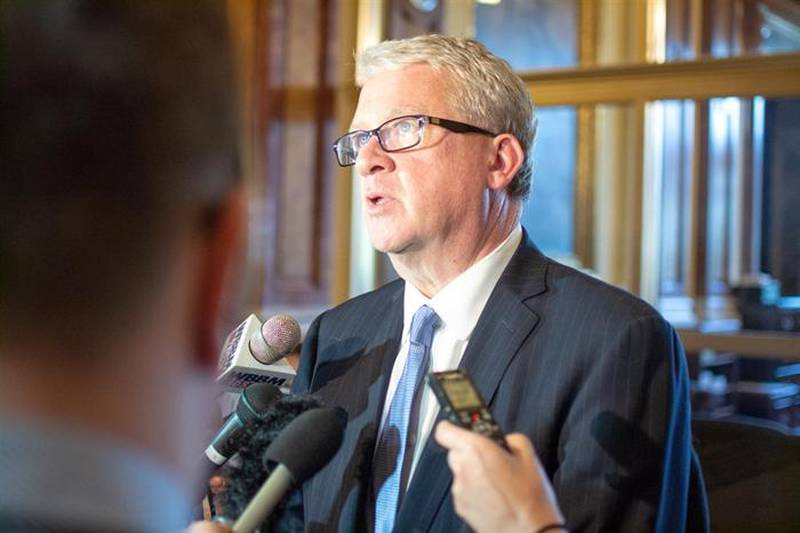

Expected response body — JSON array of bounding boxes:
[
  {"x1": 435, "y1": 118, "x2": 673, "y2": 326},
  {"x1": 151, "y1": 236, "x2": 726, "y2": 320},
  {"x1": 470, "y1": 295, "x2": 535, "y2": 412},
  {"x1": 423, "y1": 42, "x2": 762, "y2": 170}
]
[
  {"x1": 255, "y1": 0, "x2": 338, "y2": 307},
  {"x1": 277, "y1": 0, "x2": 321, "y2": 286}
]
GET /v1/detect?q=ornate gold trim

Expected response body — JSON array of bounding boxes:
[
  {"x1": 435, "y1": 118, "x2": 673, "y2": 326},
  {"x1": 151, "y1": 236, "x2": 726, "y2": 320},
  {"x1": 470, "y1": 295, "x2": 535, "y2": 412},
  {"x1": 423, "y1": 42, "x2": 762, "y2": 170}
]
[
  {"x1": 573, "y1": 0, "x2": 597, "y2": 269},
  {"x1": 330, "y1": 0, "x2": 360, "y2": 304},
  {"x1": 523, "y1": 53, "x2": 800, "y2": 106}
]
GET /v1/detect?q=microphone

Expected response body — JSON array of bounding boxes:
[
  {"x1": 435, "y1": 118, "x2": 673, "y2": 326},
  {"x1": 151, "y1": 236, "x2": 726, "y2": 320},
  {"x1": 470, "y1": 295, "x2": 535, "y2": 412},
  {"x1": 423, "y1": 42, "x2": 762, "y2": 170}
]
[
  {"x1": 217, "y1": 314, "x2": 300, "y2": 392},
  {"x1": 232, "y1": 407, "x2": 347, "y2": 533},
  {"x1": 216, "y1": 394, "x2": 323, "y2": 524},
  {"x1": 203, "y1": 383, "x2": 283, "y2": 469},
  {"x1": 250, "y1": 314, "x2": 302, "y2": 365}
]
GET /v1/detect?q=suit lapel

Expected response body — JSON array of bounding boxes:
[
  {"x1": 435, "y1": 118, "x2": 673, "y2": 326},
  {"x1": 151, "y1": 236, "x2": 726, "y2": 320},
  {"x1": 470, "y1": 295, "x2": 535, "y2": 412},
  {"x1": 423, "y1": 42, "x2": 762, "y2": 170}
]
[
  {"x1": 304, "y1": 283, "x2": 405, "y2": 533},
  {"x1": 459, "y1": 234, "x2": 547, "y2": 406},
  {"x1": 395, "y1": 234, "x2": 548, "y2": 532}
]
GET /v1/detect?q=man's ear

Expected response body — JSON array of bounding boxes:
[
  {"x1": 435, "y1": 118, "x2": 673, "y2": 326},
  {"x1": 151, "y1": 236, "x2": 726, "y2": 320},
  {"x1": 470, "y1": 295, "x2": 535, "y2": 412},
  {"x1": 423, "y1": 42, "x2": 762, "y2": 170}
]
[
  {"x1": 193, "y1": 186, "x2": 246, "y2": 370},
  {"x1": 487, "y1": 134, "x2": 525, "y2": 192}
]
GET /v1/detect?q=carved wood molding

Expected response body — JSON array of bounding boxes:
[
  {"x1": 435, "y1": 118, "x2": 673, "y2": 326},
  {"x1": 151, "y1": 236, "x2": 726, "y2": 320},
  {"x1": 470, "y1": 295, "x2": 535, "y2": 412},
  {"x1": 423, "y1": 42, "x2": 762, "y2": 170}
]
[{"x1": 522, "y1": 52, "x2": 800, "y2": 106}]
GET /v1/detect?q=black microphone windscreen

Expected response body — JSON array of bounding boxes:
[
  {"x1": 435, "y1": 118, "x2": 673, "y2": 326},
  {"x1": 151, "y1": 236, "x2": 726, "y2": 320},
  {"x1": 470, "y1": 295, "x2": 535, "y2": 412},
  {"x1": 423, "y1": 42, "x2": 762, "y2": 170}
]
[
  {"x1": 264, "y1": 406, "x2": 347, "y2": 483},
  {"x1": 218, "y1": 394, "x2": 322, "y2": 524}
]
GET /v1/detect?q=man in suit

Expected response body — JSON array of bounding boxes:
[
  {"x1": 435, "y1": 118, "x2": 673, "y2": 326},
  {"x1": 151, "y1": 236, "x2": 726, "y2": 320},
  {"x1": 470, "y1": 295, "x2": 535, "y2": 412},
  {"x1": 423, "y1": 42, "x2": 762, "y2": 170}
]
[
  {"x1": 0, "y1": 2, "x2": 242, "y2": 530},
  {"x1": 293, "y1": 35, "x2": 705, "y2": 532}
]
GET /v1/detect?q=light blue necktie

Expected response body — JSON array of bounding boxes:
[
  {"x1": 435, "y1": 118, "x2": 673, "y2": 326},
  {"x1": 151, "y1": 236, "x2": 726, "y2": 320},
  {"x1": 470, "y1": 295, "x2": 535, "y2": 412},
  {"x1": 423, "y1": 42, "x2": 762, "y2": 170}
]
[{"x1": 373, "y1": 305, "x2": 441, "y2": 533}]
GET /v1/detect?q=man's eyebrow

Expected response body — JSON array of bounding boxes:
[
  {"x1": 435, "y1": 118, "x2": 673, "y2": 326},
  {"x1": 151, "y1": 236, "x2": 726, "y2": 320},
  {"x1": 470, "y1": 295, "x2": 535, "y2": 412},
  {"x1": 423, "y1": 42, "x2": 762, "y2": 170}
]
[{"x1": 349, "y1": 108, "x2": 424, "y2": 131}]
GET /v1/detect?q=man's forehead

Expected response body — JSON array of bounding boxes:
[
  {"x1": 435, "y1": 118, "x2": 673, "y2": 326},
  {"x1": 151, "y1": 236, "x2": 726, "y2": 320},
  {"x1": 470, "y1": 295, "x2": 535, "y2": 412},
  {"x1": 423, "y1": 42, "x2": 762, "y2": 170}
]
[{"x1": 349, "y1": 64, "x2": 450, "y2": 130}]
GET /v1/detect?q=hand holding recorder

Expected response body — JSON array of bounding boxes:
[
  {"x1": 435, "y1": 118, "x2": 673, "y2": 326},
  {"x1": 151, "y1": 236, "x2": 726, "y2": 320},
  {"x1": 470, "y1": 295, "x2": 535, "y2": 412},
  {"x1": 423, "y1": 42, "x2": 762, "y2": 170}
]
[{"x1": 431, "y1": 369, "x2": 565, "y2": 533}]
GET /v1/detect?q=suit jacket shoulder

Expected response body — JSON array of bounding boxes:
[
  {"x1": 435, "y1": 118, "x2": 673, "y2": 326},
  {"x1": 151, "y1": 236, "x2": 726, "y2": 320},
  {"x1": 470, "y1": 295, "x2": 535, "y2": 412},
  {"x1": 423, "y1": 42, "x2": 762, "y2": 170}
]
[
  {"x1": 293, "y1": 278, "x2": 403, "y2": 394},
  {"x1": 512, "y1": 239, "x2": 664, "y2": 325},
  {"x1": 317, "y1": 278, "x2": 404, "y2": 338}
]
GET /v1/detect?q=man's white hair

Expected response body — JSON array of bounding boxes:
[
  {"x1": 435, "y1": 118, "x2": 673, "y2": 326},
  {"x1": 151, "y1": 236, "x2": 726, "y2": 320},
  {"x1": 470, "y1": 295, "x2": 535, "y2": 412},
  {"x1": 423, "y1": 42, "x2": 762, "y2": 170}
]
[{"x1": 357, "y1": 34, "x2": 537, "y2": 199}]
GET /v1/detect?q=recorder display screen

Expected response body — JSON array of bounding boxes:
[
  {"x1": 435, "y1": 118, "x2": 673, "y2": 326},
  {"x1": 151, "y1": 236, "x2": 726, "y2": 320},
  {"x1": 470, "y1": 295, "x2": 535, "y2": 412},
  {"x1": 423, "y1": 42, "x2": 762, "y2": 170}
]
[{"x1": 441, "y1": 379, "x2": 482, "y2": 410}]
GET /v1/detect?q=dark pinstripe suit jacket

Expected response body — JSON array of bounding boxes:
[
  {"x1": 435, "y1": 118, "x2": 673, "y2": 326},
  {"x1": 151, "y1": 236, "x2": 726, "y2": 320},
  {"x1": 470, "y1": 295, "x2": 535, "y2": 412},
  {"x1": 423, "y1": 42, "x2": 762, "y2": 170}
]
[{"x1": 292, "y1": 233, "x2": 707, "y2": 532}]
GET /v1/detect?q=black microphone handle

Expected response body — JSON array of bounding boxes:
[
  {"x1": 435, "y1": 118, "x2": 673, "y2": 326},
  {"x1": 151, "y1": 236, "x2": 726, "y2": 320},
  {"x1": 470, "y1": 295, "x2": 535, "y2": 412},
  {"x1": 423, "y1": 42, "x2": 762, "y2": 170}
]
[{"x1": 205, "y1": 413, "x2": 242, "y2": 466}]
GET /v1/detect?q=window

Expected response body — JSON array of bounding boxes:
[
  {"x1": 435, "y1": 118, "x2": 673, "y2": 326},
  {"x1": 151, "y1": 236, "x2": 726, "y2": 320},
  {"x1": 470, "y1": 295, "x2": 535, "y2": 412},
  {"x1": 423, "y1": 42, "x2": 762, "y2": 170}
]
[{"x1": 475, "y1": 0, "x2": 579, "y2": 259}]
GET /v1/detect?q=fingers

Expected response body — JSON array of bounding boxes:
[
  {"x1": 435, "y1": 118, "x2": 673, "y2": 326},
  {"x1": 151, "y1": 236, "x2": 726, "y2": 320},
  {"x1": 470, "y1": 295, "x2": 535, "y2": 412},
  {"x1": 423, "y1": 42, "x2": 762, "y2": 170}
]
[
  {"x1": 436, "y1": 424, "x2": 566, "y2": 533},
  {"x1": 504, "y1": 434, "x2": 565, "y2": 525},
  {"x1": 185, "y1": 520, "x2": 231, "y2": 533},
  {"x1": 435, "y1": 420, "x2": 500, "y2": 453},
  {"x1": 436, "y1": 422, "x2": 492, "y2": 482},
  {"x1": 434, "y1": 420, "x2": 470, "y2": 449},
  {"x1": 208, "y1": 475, "x2": 227, "y2": 493},
  {"x1": 505, "y1": 433, "x2": 548, "y2": 482},
  {"x1": 505, "y1": 433, "x2": 537, "y2": 466},
  {"x1": 436, "y1": 421, "x2": 517, "y2": 475},
  {"x1": 436, "y1": 421, "x2": 515, "y2": 493},
  {"x1": 437, "y1": 424, "x2": 538, "y2": 468},
  {"x1": 504, "y1": 432, "x2": 534, "y2": 455},
  {"x1": 437, "y1": 421, "x2": 476, "y2": 475}
]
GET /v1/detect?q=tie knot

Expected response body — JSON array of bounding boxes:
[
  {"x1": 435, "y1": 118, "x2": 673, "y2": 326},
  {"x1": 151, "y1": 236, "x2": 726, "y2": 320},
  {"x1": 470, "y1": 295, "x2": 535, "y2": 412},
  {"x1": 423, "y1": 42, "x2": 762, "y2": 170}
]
[{"x1": 409, "y1": 305, "x2": 441, "y2": 347}]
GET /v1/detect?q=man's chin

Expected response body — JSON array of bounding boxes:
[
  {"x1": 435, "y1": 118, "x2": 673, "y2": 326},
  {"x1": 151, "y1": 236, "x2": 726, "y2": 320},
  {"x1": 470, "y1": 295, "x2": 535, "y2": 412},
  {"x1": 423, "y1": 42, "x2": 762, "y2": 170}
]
[
  {"x1": 367, "y1": 222, "x2": 427, "y2": 256},
  {"x1": 375, "y1": 242, "x2": 418, "y2": 258}
]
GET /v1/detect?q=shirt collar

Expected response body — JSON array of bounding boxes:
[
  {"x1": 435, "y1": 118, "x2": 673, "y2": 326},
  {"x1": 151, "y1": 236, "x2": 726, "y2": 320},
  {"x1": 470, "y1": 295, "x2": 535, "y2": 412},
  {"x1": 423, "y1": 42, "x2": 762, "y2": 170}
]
[{"x1": 402, "y1": 225, "x2": 522, "y2": 340}]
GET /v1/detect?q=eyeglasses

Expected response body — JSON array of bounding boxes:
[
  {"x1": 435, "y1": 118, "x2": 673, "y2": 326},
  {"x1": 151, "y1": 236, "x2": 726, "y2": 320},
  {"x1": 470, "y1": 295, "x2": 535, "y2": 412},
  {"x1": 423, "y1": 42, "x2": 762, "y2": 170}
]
[{"x1": 332, "y1": 114, "x2": 497, "y2": 167}]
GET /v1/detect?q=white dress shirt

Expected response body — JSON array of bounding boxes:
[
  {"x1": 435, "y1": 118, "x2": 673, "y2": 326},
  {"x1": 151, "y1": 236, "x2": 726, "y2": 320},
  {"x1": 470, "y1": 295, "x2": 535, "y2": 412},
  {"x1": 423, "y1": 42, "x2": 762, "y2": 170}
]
[{"x1": 378, "y1": 225, "x2": 523, "y2": 487}]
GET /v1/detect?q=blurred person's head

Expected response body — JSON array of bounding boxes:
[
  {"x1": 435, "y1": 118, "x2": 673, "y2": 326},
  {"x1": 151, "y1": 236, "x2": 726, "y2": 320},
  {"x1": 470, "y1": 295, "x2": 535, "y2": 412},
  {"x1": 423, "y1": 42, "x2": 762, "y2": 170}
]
[
  {"x1": 339, "y1": 35, "x2": 534, "y2": 294},
  {"x1": 0, "y1": 0, "x2": 242, "y2": 483}
]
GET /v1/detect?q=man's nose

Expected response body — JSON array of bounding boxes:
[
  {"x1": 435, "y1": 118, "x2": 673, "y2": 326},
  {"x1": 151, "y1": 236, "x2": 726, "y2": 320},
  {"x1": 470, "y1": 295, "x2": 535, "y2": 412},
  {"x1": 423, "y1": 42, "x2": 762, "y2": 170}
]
[{"x1": 355, "y1": 135, "x2": 394, "y2": 176}]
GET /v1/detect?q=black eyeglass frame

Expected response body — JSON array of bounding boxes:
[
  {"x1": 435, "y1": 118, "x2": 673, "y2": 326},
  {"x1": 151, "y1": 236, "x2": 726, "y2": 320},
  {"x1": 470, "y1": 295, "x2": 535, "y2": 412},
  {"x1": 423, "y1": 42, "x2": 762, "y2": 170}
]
[{"x1": 331, "y1": 114, "x2": 498, "y2": 167}]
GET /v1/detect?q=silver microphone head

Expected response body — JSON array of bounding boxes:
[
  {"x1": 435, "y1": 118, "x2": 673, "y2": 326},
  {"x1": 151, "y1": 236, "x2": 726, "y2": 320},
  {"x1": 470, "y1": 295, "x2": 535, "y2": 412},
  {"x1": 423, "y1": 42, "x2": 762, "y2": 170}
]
[{"x1": 249, "y1": 314, "x2": 301, "y2": 364}]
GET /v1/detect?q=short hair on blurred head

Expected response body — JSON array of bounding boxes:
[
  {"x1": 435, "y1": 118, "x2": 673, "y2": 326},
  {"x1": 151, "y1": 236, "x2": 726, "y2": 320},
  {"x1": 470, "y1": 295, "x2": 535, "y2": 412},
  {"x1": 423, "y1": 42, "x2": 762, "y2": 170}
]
[{"x1": 0, "y1": 0, "x2": 240, "y2": 346}]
